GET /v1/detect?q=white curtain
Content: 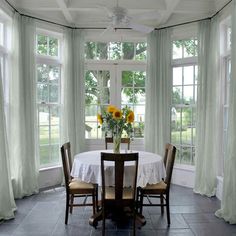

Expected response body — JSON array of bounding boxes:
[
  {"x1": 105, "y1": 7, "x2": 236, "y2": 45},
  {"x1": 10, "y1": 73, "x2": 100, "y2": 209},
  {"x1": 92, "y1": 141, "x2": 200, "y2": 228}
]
[
  {"x1": 0, "y1": 64, "x2": 16, "y2": 220},
  {"x1": 9, "y1": 13, "x2": 39, "y2": 198},
  {"x1": 61, "y1": 29, "x2": 85, "y2": 157},
  {"x1": 144, "y1": 29, "x2": 172, "y2": 155},
  {"x1": 194, "y1": 18, "x2": 221, "y2": 197},
  {"x1": 215, "y1": 0, "x2": 236, "y2": 224}
]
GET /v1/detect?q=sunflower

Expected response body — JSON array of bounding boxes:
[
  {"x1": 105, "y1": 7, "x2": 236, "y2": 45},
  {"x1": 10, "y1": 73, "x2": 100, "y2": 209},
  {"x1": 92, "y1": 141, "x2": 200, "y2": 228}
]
[
  {"x1": 127, "y1": 111, "x2": 134, "y2": 123},
  {"x1": 113, "y1": 109, "x2": 123, "y2": 120},
  {"x1": 97, "y1": 114, "x2": 103, "y2": 124},
  {"x1": 107, "y1": 105, "x2": 117, "y2": 113}
]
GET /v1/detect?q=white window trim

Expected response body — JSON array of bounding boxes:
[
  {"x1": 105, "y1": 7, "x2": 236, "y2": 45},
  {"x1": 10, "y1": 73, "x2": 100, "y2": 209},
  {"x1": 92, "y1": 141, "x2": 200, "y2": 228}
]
[{"x1": 36, "y1": 28, "x2": 62, "y2": 169}]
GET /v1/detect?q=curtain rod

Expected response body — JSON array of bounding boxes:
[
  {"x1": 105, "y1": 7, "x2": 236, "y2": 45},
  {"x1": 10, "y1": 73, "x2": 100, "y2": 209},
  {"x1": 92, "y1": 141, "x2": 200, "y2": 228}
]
[{"x1": 4, "y1": 0, "x2": 232, "y2": 31}]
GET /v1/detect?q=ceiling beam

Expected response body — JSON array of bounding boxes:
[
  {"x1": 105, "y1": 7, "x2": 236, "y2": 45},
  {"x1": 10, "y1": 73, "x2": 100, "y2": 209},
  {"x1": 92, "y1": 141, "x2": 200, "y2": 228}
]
[
  {"x1": 159, "y1": 0, "x2": 180, "y2": 24},
  {"x1": 56, "y1": 0, "x2": 73, "y2": 23}
]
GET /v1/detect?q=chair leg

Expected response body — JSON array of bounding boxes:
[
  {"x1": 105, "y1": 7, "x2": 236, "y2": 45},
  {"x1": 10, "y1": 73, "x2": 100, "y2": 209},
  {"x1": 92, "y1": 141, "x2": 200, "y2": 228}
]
[
  {"x1": 166, "y1": 193, "x2": 170, "y2": 225},
  {"x1": 139, "y1": 190, "x2": 144, "y2": 215},
  {"x1": 70, "y1": 194, "x2": 74, "y2": 214},
  {"x1": 160, "y1": 194, "x2": 164, "y2": 215},
  {"x1": 92, "y1": 190, "x2": 96, "y2": 215},
  {"x1": 96, "y1": 186, "x2": 99, "y2": 212},
  {"x1": 65, "y1": 192, "x2": 69, "y2": 224},
  {"x1": 102, "y1": 208, "x2": 105, "y2": 236},
  {"x1": 133, "y1": 207, "x2": 136, "y2": 236}
]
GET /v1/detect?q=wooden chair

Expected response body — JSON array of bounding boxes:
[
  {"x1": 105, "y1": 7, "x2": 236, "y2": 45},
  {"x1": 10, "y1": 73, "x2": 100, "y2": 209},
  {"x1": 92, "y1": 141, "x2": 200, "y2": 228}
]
[
  {"x1": 101, "y1": 152, "x2": 139, "y2": 236},
  {"x1": 105, "y1": 137, "x2": 131, "y2": 150},
  {"x1": 137, "y1": 144, "x2": 176, "y2": 225},
  {"x1": 61, "y1": 142, "x2": 98, "y2": 224}
]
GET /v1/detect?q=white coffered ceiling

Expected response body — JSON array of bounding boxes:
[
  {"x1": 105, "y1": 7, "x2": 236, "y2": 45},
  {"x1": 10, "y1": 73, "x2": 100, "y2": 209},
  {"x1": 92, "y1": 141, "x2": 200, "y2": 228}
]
[{"x1": 6, "y1": 0, "x2": 230, "y2": 29}]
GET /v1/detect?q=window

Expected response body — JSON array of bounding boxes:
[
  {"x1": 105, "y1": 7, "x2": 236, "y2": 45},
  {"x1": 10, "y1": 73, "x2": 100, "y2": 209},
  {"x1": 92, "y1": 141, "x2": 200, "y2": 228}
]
[
  {"x1": 171, "y1": 38, "x2": 198, "y2": 165},
  {"x1": 36, "y1": 31, "x2": 61, "y2": 167},
  {"x1": 85, "y1": 41, "x2": 147, "y2": 139}
]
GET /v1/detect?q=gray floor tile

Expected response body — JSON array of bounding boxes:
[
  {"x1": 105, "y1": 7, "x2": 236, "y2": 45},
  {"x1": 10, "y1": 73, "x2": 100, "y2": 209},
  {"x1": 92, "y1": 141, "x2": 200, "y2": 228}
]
[
  {"x1": 150, "y1": 213, "x2": 189, "y2": 229},
  {"x1": 1, "y1": 185, "x2": 236, "y2": 236}
]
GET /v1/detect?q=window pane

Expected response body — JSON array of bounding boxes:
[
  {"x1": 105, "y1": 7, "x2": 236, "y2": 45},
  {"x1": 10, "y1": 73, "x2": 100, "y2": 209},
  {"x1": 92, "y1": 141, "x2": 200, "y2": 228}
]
[
  {"x1": 40, "y1": 145, "x2": 50, "y2": 165},
  {"x1": 183, "y1": 86, "x2": 193, "y2": 104},
  {"x1": 37, "y1": 35, "x2": 47, "y2": 55},
  {"x1": 97, "y1": 42, "x2": 108, "y2": 59},
  {"x1": 39, "y1": 126, "x2": 49, "y2": 145},
  {"x1": 172, "y1": 86, "x2": 182, "y2": 104},
  {"x1": 134, "y1": 71, "x2": 145, "y2": 87},
  {"x1": 122, "y1": 71, "x2": 133, "y2": 86},
  {"x1": 184, "y1": 66, "x2": 194, "y2": 85},
  {"x1": 173, "y1": 67, "x2": 182, "y2": 85},
  {"x1": 49, "y1": 85, "x2": 59, "y2": 103},
  {"x1": 37, "y1": 84, "x2": 48, "y2": 103},
  {"x1": 50, "y1": 106, "x2": 59, "y2": 125},
  {"x1": 134, "y1": 122, "x2": 144, "y2": 138},
  {"x1": 99, "y1": 87, "x2": 110, "y2": 104},
  {"x1": 86, "y1": 70, "x2": 98, "y2": 87},
  {"x1": 123, "y1": 42, "x2": 134, "y2": 60},
  {"x1": 134, "y1": 88, "x2": 145, "y2": 104},
  {"x1": 37, "y1": 64, "x2": 48, "y2": 83},
  {"x1": 109, "y1": 42, "x2": 121, "y2": 60},
  {"x1": 51, "y1": 126, "x2": 59, "y2": 144},
  {"x1": 85, "y1": 105, "x2": 98, "y2": 121},
  {"x1": 121, "y1": 88, "x2": 134, "y2": 104},
  {"x1": 171, "y1": 107, "x2": 181, "y2": 144},
  {"x1": 182, "y1": 146, "x2": 193, "y2": 164},
  {"x1": 85, "y1": 122, "x2": 99, "y2": 139},
  {"x1": 173, "y1": 42, "x2": 182, "y2": 59},
  {"x1": 183, "y1": 39, "x2": 196, "y2": 58},
  {"x1": 85, "y1": 42, "x2": 96, "y2": 59},
  {"x1": 51, "y1": 144, "x2": 60, "y2": 163},
  {"x1": 135, "y1": 42, "x2": 147, "y2": 60},
  {"x1": 49, "y1": 66, "x2": 59, "y2": 84},
  {"x1": 49, "y1": 37, "x2": 58, "y2": 56},
  {"x1": 133, "y1": 105, "x2": 145, "y2": 121}
]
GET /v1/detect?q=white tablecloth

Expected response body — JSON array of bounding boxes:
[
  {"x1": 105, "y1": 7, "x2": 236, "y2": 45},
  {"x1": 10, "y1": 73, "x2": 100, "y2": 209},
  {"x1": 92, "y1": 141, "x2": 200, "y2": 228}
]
[{"x1": 71, "y1": 150, "x2": 166, "y2": 188}]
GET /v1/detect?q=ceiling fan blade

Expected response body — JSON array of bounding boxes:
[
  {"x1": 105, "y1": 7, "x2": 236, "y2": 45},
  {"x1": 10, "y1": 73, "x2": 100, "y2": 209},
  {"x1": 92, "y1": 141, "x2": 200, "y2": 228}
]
[
  {"x1": 99, "y1": 25, "x2": 114, "y2": 37},
  {"x1": 128, "y1": 21, "x2": 154, "y2": 33}
]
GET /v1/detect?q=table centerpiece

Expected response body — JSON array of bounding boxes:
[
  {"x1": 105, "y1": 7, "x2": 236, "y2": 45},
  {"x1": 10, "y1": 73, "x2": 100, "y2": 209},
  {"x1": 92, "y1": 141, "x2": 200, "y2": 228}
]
[{"x1": 97, "y1": 105, "x2": 134, "y2": 153}]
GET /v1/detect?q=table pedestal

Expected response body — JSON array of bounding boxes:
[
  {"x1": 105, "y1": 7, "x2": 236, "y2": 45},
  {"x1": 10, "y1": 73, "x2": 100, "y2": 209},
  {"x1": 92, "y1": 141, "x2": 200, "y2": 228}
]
[{"x1": 89, "y1": 203, "x2": 146, "y2": 228}]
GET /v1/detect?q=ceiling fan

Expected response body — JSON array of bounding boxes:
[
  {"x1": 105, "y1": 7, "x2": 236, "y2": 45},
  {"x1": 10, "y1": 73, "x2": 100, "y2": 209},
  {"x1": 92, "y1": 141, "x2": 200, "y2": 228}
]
[{"x1": 99, "y1": 0, "x2": 159, "y2": 34}]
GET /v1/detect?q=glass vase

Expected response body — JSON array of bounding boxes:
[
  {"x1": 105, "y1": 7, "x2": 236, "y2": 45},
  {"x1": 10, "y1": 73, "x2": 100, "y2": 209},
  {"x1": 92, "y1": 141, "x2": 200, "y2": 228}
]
[{"x1": 113, "y1": 135, "x2": 121, "y2": 153}]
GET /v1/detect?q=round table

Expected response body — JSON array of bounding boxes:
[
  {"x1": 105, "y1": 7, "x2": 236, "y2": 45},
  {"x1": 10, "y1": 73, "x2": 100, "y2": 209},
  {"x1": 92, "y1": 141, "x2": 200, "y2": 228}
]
[{"x1": 71, "y1": 150, "x2": 166, "y2": 188}]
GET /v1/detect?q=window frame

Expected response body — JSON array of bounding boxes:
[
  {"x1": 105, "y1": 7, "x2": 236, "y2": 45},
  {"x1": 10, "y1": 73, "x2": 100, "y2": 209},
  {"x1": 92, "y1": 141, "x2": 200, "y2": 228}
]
[
  {"x1": 171, "y1": 37, "x2": 198, "y2": 166},
  {"x1": 36, "y1": 28, "x2": 62, "y2": 168},
  {"x1": 84, "y1": 60, "x2": 146, "y2": 140}
]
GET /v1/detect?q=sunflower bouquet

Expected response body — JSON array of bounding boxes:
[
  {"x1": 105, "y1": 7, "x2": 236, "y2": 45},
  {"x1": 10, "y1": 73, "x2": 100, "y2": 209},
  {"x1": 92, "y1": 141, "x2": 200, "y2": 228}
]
[{"x1": 97, "y1": 105, "x2": 134, "y2": 150}]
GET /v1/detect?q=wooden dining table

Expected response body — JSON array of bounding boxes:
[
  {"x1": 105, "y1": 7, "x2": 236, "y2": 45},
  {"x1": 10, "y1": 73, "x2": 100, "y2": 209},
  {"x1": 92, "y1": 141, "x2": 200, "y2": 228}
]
[{"x1": 71, "y1": 149, "x2": 166, "y2": 227}]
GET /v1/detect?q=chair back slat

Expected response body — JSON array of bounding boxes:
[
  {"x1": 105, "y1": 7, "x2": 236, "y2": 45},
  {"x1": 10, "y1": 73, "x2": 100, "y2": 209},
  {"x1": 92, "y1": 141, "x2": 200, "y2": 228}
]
[
  {"x1": 164, "y1": 144, "x2": 176, "y2": 188},
  {"x1": 61, "y1": 142, "x2": 72, "y2": 186},
  {"x1": 105, "y1": 137, "x2": 131, "y2": 150}
]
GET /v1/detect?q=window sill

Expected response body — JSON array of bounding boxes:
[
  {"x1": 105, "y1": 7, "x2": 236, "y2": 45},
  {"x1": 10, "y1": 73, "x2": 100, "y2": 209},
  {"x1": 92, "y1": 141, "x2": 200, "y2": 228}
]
[
  {"x1": 39, "y1": 165, "x2": 61, "y2": 172},
  {"x1": 174, "y1": 163, "x2": 195, "y2": 172}
]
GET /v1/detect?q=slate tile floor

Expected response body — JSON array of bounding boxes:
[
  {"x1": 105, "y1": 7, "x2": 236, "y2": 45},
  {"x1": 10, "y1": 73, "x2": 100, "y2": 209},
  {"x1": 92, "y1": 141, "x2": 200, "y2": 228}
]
[{"x1": 1, "y1": 185, "x2": 236, "y2": 236}]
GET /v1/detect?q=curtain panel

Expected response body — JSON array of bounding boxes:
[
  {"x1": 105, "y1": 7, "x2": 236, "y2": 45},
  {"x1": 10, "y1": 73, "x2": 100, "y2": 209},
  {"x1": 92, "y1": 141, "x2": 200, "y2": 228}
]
[
  {"x1": 144, "y1": 29, "x2": 172, "y2": 155},
  {"x1": 61, "y1": 29, "x2": 85, "y2": 157},
  {"x1": 194, "y1": 18, "x2": 221, "y2": 197},
  {"x1": 0, "y1": 63, "x2": 16, "y2": 220},
  {"x1": 9, "y1": 13, "x2": 39, "y2": 198},
  {"x1": 215, "y1": 0, "x2": 236, "y2": 224}
]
